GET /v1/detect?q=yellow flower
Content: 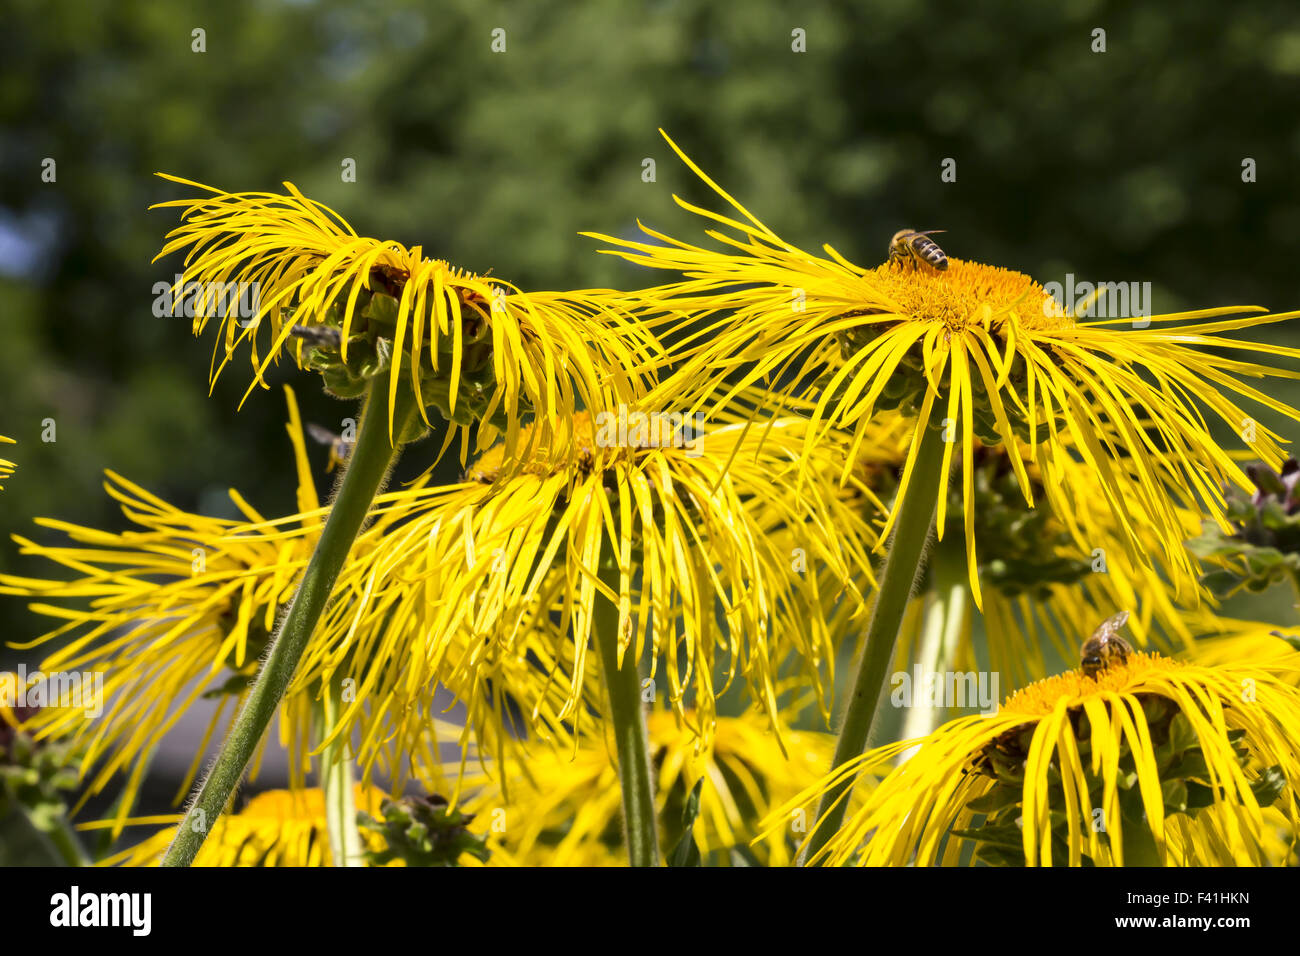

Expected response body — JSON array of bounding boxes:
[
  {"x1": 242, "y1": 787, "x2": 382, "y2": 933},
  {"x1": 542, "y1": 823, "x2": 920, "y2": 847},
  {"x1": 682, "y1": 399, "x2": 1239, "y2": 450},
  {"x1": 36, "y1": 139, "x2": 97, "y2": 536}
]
[
  {"x1": 590, "y1": 133, "x2": 1300, "y2": 608},
  {"x1": 774, "y1": 652, "x2": 1300, "y2": 866},
  {"x1": 1181, "y1": 621, "x2": 1300, "y2": 868},
  {"x1": 842, "y1": 407, "x2": 1214, "y2": 687},
  {"x1": 98, "y1": 785, "x2": 389, "y2": 867},
  {"x1": 0, "y1": 390, "x2": 330, "y2": 819},
  {"x1": 151, "y1": 176, "x2": 659, "y2": 462},
  {"x1": 0, "y1": 388, "x2": 460, "y2": 827},
  {"x1": 323, "y1": 406, "x2": 874, "y2": 764},
  {"x1": 458, "y1": 709, "x2": 836, "y2": 866},
  {"x1": 1, "y1": 385, "x2": 620, "y2": 822},
  {"x1": 0, "y1": 435, "x2": 14, "y2": 488}
]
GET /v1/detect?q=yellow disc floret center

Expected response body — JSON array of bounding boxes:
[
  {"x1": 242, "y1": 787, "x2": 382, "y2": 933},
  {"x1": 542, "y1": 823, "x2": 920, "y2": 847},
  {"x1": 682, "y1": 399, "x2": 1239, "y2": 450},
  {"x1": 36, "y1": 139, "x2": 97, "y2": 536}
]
[
  {"x1": 865, "y1": 259, "x2": 1073, "y2": 334},
  {"x1": 1000, "y1": 652, "x2": 1185, "y2": 716}
]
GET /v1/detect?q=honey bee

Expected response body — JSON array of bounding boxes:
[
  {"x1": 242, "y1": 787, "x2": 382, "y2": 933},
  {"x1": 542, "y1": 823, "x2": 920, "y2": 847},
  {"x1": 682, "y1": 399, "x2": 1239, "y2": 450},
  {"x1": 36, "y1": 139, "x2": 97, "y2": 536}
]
[
  {"x1": 306, "y1": 423, "x2": 353, "y2": 473},
  {"x1": 1080, "y1": 611, "x2": 1133, "y2": 679},
  {"x1": 288, "y1": 324, "x2": 343, "y2": 349},
  {"x1": 887, "y1": 228, "x2": 948, "y2": 272}
]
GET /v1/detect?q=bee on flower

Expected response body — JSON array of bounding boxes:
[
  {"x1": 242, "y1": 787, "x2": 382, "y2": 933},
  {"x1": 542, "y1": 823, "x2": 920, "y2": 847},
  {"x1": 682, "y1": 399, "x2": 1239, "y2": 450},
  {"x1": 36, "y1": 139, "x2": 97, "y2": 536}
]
[{"x1": 768, "y1": 645, "x2": 1300, "y2": 867}]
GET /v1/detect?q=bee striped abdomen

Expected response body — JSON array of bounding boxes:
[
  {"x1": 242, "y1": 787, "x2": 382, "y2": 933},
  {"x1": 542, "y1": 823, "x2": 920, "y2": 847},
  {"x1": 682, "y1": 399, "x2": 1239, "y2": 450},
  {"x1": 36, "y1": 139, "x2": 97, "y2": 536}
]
[
  {"x1": 887, "y1": 228, "x2": 949, "y2": 272},
  {"x1": 911, "y1": 235, "x2": 947, "y2": 270}
]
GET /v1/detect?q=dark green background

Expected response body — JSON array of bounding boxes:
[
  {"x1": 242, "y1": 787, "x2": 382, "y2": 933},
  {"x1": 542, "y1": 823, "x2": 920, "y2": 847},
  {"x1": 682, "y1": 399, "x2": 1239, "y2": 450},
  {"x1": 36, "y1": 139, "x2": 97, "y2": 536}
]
[{"x1": 2, "y1": 0, "x2": 1299, "y2": 826}]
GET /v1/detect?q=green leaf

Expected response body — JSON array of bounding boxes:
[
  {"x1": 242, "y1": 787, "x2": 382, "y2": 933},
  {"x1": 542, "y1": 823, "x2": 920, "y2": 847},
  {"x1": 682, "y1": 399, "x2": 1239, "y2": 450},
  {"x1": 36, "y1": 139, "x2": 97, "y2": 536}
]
[
  {"x1": 964, "y1": 784, "x2": 1022, "y2": 815},
  {"x1": 951, "y1": 822, "x2": 1024, "y2": 851},
  {"x1": 1186, "y1": 534, "x2": 1243, "y2": 559},
  {"x1": 1161, "y1": 779, "x2": 1188, "y2": 814},
  {"x1": 1251, "y1": 766, "x2": 1287, "y2": 808},
  {"x1": 365, "y1": 292, "x2": 399, "y2": 331},
  {"x1": 1183, "y1": 781, "x2": 1216, "y2": 811},
  {"x1": 668, "y1": 778, "x2": 704, "y2": 867},
  {"x1": 1199, "y1": 569, "x2": 1244, "y2": 599},
  {"x1": 201, "y1": 673, "x2": 254, "y2": 700}
]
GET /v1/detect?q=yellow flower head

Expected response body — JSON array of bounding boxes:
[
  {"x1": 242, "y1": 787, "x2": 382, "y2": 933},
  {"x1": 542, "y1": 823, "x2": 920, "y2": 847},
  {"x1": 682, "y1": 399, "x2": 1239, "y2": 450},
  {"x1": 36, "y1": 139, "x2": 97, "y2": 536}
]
[
  {"x1": 775, "y1": 652, "x2": 1300, "y2": 866},
  {"x1": 0, "y1": 385, "x2": 627, "y2": 818},
  {"x1": 325, "y1": 404, "x2": 876, "y2": 762},
  {"x1": 100, "y1": 785, "x2": 388, "y2": 867},
  {"x1": 0, "y1": 389, "x2": 477, "y2": 827},
  {"x1": 151, "y1": 176, "x2": 659, "y2": 462},
  {"x1": 842, "y1": 407, "x2": 1214, "y2": 687},
  {"x1": 0, "y1": 390, "x2": 344, "y2": 820},
  {"x1": 590, "y1": 132, "x2": 1300, "y2": 608},
  {"x1": 458, "y1": 709, "x2": 836, "y2": 866}
]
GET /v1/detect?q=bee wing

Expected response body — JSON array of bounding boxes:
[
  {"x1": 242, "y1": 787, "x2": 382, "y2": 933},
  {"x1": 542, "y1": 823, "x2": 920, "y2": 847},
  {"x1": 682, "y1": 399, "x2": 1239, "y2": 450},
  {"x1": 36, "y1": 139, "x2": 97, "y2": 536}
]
[
  {"x1": 912, "y1": 230, "x2": 947, "y2": 237},
  {"x1": 306, "y1": 423, "x2": 339, "y2": 446},
  {"x1": 1092, "y1": 609, "x2": 1131, "y2": 641}
]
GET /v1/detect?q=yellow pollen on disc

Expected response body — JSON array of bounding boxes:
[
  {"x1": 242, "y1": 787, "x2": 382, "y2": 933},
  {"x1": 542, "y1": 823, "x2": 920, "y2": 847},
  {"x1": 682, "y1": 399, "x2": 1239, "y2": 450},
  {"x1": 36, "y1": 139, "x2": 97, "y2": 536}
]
[
  {"x1": 998, "y1": 652, "x2": 1184, "y2": 716},
  {"x1": 865, "y1": 258, "x2": 1073, "y2": 333}
]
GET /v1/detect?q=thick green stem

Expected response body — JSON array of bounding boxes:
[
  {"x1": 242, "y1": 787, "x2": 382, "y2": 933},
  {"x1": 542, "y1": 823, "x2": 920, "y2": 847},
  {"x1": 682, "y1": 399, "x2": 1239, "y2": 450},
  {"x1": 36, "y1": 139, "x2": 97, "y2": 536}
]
[
  {"x1": 802, "y1": 411, "x2": 948, "y2": 865},
  {"x1": 898, "y1": 544, "x2": 968, "y2": 747},
  {"x1": 593, "y1": 560, "x2": 659, "y2": 867},
  {"x1": 162, "y1": 380, "x2": 416, "y2": 867},
  {"x1": 317, "y1": 678, "x2": 363, "y2": 867}
]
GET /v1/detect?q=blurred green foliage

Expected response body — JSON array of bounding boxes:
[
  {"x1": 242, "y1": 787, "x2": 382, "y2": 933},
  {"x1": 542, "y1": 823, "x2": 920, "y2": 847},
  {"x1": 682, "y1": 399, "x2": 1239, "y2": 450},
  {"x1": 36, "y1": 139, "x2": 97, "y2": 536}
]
[{"x1": 2, "y1": 0, "x2": 1300, "y2": 812}]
